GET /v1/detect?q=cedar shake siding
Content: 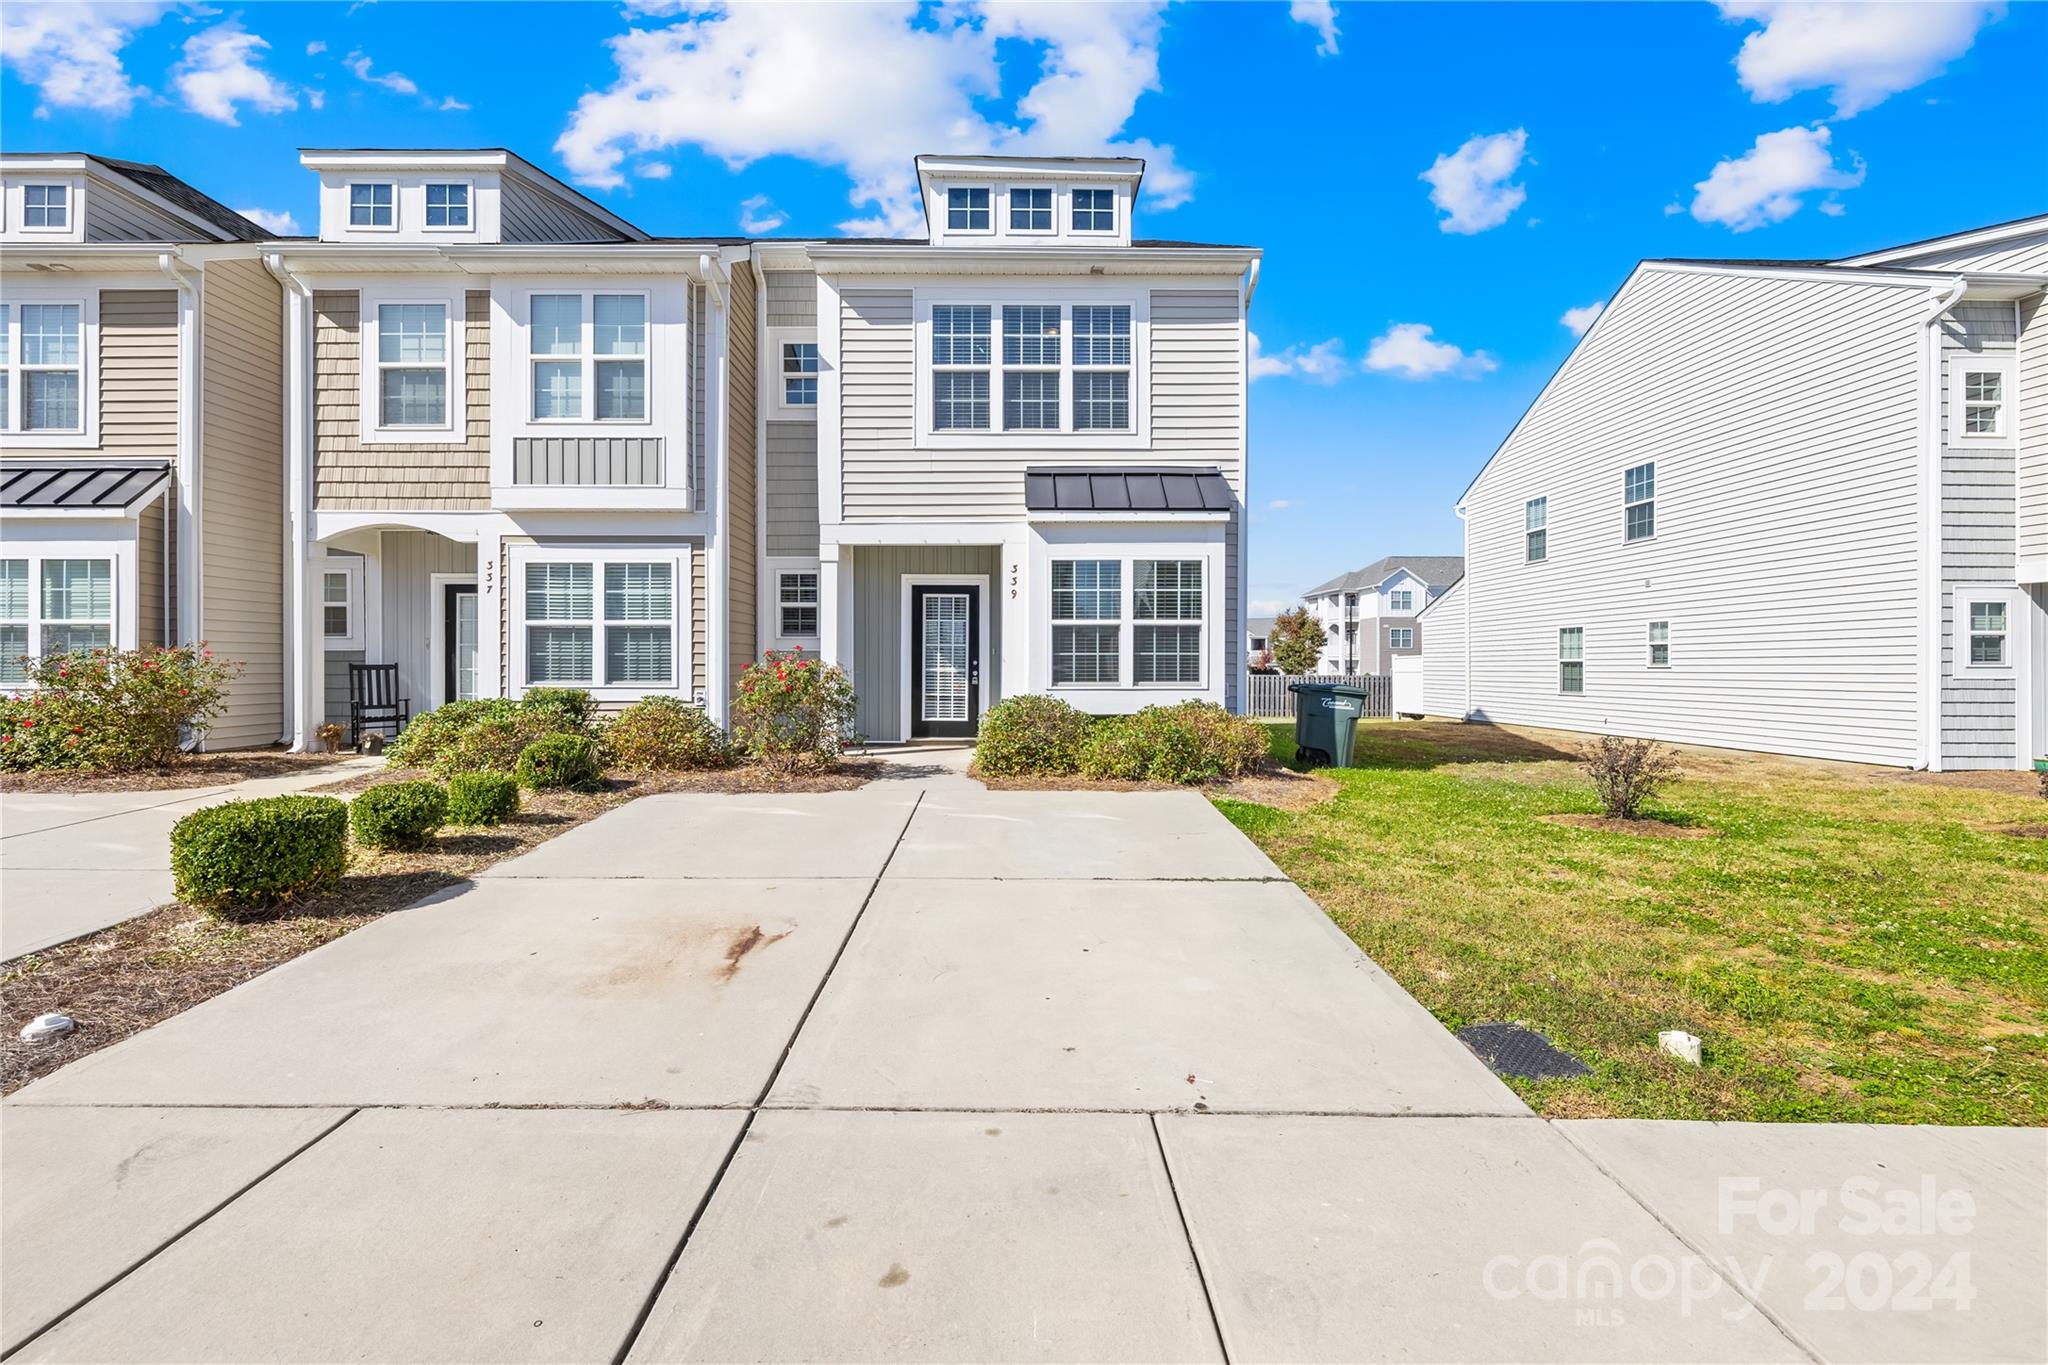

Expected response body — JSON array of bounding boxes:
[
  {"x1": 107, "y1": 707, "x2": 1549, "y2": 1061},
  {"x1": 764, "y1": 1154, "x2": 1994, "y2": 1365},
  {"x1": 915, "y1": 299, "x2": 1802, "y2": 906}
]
[
  {"x1": 313, "y1": 289, "x2": 491, "y2": 510},
  {"x1": 727, "y1": 259, "x2": 759, "y2": 686}
]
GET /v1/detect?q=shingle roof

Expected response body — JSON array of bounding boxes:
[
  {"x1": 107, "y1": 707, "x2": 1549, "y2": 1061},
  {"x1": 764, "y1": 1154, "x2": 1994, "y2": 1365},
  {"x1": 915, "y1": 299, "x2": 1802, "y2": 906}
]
[
  {"x1": 1302, "y1": 555, "x2": 1465, "y2": 599},
  {"x1": 90, "y1": 157, "x2": 271, "y2": 241},
  {"x1": 1024, "y1": 467, "x2": 1234, "y2": 514},
  {"x1": 2, "y1": 462, "x2": 171, "y2": 510}
]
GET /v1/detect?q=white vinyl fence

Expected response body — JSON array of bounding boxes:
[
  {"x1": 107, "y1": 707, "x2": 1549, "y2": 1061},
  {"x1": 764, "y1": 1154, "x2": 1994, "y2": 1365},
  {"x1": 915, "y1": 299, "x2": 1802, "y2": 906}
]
[{"x1": 1244, "y1": 673, "x2": 1392, "y2": 719}]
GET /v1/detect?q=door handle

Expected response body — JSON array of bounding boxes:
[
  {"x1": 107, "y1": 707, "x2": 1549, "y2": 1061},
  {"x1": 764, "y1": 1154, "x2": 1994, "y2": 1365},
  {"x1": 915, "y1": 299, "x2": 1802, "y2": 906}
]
[{"x1": 971, "y1": 659, "x2": 980, "y2": 685}]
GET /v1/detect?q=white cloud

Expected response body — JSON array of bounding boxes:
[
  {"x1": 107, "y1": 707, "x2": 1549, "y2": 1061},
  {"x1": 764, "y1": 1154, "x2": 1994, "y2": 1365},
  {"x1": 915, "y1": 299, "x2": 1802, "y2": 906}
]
[
  {"x1": 438, "y1": 96, "x2": 469, "y2": 112},
  {"x1": 235, "y1": 206, "x2": 300, "y2": 234},
  {"x1": 1362, "y1": 323, "x2": 1497, "y2": 380},
  {"x1": 1421, "y1": 129, "x2": 1528, "y2": 234},
  {"x1": 1720, "y1": 2, "x2": 2003, "y2": 117},
  {"x1": 1818, "y1": 198, "x2": 1846, "y2": 216},
  {"x1": 172, "y1": 20, "x2": 296, "y2": 125},
  {"x1": 1690, "y1": 123, "x2": 1864, "y2": 231},
  {"x1": 556, "y1": 1, "x2": 1191, "y2": 236},
  {"x1": 305, "y1": 39, "x2": 326, "y2": 56},
  {"x1": 1289, "y1": 0, "x2": 1339, "y2": 55},
  {"x1": 346, "y1": 51, "x2": 417, "y2": 96},
  {"x1": 635, "y1": 161, "x2": 672, "y2": 180},
  {"x1": 739, "y1": 194, "x2": 787, "y2": 234},
  {"x1": 1560, "y1": 301, "x2": 1605, "y2": 335},
  {"x1": 1266, "y1": 499, "x2": 1294, "y2": 511},
  {"x1": 1248, "y1": 332, "x2": 1349, "y2": 384},
  {"x1": 0, "y1": 1, "x2": 168, "y2": 117}
]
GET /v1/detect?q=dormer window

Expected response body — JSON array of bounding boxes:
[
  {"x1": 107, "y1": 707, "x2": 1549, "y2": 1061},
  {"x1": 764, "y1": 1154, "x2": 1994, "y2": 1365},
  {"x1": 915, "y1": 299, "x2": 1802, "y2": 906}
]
[
  {"x1": 349, "y1": 183, "x2": 395, "y2": 228},
  {"x1": 425, "y1": 183, "x2": 469, "y2": 229},
  {"x1": 1010, "y1": 187, "x2": 1052, "y2": 232},
  {"x1": 21, "y1": 185, "x2": 68, "y2": 230},
  {"x1": 1072, "y1": 188, "x2": 1115, "y2": 233},
  {"x1": 947, "y1": 187, "x2": 991, "y2": 232}
]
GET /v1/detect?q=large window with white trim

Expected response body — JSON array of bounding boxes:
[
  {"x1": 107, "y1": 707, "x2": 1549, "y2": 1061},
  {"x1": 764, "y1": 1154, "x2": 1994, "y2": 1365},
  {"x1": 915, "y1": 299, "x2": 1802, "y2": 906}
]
[
  {"x1": 518, "y1": 551, "x2": 682, "y2": 693},
  {"x1": 529, "y1": 292, "x2": 648, "y2": 423},
  {"x1": 0, "y1": 302, "x2": 84, "y2": 433},
  {"x1": 1134, "y1": 559, "x2": 1203, "y2": 685},
  {"x1": 932, "y1": 305, "x2": 992, "y2": 430},
  {"x1": 928, "y1": 300, "x2": 1134, "y2": 435},
  {"x1": 377, "y1": 302, "x2": 450, "y2": 428},
  {"x1": 1051, "y1": 559, "x2": 1121, "y2": 685},
  {"x1": 0, "y1": 555, "x2": 114, "y2": 682}
]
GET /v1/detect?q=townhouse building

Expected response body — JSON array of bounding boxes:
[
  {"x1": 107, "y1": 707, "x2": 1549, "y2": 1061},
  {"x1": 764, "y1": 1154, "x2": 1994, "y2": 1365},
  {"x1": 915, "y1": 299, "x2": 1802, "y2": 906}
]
[{"x1": 1299, "y1": 555, "x2": 1462, "y2": 674}]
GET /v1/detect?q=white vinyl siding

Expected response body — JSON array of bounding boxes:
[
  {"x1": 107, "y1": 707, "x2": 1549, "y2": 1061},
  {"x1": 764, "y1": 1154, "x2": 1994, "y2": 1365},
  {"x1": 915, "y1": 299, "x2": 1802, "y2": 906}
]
[{"x1": 1417, "y1": 579, "x2": 1467, "y2": 719}]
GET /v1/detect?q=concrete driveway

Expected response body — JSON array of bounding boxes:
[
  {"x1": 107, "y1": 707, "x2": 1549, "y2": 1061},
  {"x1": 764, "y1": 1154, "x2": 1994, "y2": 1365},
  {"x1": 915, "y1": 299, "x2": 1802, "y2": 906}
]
[{"x1": 4, "y1": 757, "x2": 2043, "y2": 1362}]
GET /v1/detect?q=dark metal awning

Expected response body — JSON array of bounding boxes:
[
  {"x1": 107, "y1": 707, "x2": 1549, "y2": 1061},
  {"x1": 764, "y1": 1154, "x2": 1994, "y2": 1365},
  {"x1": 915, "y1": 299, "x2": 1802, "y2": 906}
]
[
  {"x1": 0, "y1": 463, "x2": 171, "y2": 514},
  {"x1": 1024, "y1": 466, "x2": 1233, "y2": 514}
]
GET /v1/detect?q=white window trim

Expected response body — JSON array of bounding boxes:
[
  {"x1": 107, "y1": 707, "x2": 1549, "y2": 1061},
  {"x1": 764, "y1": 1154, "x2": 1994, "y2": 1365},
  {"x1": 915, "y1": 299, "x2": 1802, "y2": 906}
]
[
  {"x1": 766, "y1": 325, "x2": 820, "y2": 419},
  {"x1": 522, "y1": 288, "x2": 653, "y2": 427},
  {"x1": 1558, "y1": 626, "x2": 1585, "y2": 695},
  {"x1": 1623, "y1": 461, "x2": 1656, "y2": 543},
  {"x1": 421, "y1": 180, "x2": 474, "y2": 233},
  {"x1": 1951, "y1": 355, "x2": 2016, "y2": 446},
  {"x1": 0, "y1": 542, "x2": 133, "y2": 685},
  {"x1": 912, "y1": 288, "x2": 1149, "y2": 449},
  {"x1": 510, "y1": 544, "x2": 691, "y2": 701},
  {"x1": 1388, "y1": 627, "x2": 1415, "y2": 650},
  {"x1": 359, "y1": 288, "x2": 466, "y2": 444},
  {"x1": 18, "y1": 182, "x2": 73, "y2": 234},
  {"x1": 1646, "y1": 619, "x2": 1670, "y2": 669},
  {"x1": 1049, "y1": 556, "x2": 1126, "y2": 689},
  {"x1": 898, "y1": 572, "x2": 991, "y2": 742},
  {"x1": 347, "y1": 181, "x2": 399, "y2": 232},
  {"x1": 1952, "y1": 584, "x2": 2019, "y2": 675},
  {"x1": 1005, "y1": 184, "x2": 1057, "y2": 236},
  {"x1": 0, "y1": 288, "x2": 98, "y2": 448},
  {"x1": 944, "y1": 185, "x2": 995, "y2": 236},
  {"x1": 769, "y1": 559, "x2": 822, "y2": 648},
  {"x1": 1045, "y1": 554, "x2": 1208, "y2": 692},
  {"x1": 320, "y1": 556, "x2": 365, "y2": 651},
  {"x1": 1069, "y1": 185, "x2": 1120, "y2": 236},
  {"x1": 1388, "y1": 589, "x2": 1415, "y2": 613},
  {"x1": 1525, "y1": 495, "x2": 1548, "y2": 563}
]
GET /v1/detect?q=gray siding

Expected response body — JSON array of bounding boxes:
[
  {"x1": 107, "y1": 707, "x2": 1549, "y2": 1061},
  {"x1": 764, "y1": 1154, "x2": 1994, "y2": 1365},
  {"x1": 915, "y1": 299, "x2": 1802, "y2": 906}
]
[
  {"x1": 498, "y1": 176, "x2": 628, "y2": 244},
  {"x1": 511, "y1": 437, "x2": 664, "y2": 486},
  {"x1": 1885, "y1": 229, "x2": 2048, "y2": 275},
  {"x1": 1150, "y1": 290, "x2": 1244, "y2": 472},
  {"x1": 379, "y1": 530, "x2": 477, "y2": 713},
  {"x1": 845, "y1": 544, "x2": 1003, "y2": 744},
  {"x1": 838, "y1": 289, "x2": 914, "y2": 523},
  {"x1": 83, "y1": 184, "x2": 195, "y2": 243},
  {"x1": 692, "y1": 283, "x2": 706, "y2": 513},
  {"x1": 728, "y1": 260, "x2": 759, "y2": 690},
  {"x1": 1938, "y1": 301, "x2": 2018, "y2": 768},
  {"x1": 325, "y1": 650, "x2": 365, "y2": 730},
  {"x1": 764, "y1": 421, "x2": 820, "y2": 556},
  {"x1": 765, "y1": 270, "x2": 816, "y2": 328},
  {"x1": 2019, "y1": 293, "x2": 2048, "y2": 567}
]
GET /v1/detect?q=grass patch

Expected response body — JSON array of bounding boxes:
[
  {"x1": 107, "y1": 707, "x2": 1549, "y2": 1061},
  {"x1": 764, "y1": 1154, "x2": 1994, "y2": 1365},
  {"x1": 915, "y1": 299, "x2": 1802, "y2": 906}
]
[{"x1": 1217, "y1": 719, "x2": 2048, "y2": 1125}]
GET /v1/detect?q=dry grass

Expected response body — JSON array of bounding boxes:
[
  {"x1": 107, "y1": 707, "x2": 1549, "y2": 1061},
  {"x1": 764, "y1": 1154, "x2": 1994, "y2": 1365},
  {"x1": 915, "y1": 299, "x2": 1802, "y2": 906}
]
[{"x1": 0, "y1": 748, "x2": 356, "y2": 794}]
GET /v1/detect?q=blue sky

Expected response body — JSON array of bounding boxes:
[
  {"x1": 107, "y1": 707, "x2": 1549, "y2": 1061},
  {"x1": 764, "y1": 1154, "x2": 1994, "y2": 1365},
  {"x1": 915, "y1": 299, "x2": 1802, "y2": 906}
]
[{"x1": 4, "y1": 1, "x2": 2043, "y2": 613}]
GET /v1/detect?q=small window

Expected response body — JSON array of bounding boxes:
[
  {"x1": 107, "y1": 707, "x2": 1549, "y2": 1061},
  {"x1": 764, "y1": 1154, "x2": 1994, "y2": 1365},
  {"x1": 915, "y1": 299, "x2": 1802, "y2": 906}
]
[
  {"x1": 1963, "y1": 370, "x2": 2004, "y2": 438},
  {"x1": 22, "y1": 184, "x2": 69, "y2": 230},
  {"x1": 1389, "y1": 627, "x2": 1414, "y2": 650},
  {"x1": 1647, "y1": 620, "x2": 1669, "y2": 667},
  {"x1": 1134, "y1": 560, "x2": 1202, "y2": 685},
  {"x1": 378, "y1": 303, "x2": 450, "y2": 427},
  {"x1": 781, "y1": 342, "x2": 819, "y2": 407},
  {"x1": 323, "y1": 571, "x2": 352, "y2": 640},
  {"x1": 1009, "y1": 186, "x2": 1052, "y2": 231},
  {"x1": 1967, "y1": 601, "x2": 2008, "y2": 667},
  {"x1": 1389, "y1": 590, "x2": 1414, "y2": 613},
  {"x1": 1052, "y1": 559, "x2": 1121, "y2": 685},
  {"x1": 1525, "y1": 497, "x2": 1547, "y2": 562},
  {"x1": 946, "y1": 187, "x2": 991, "y2": 232},
  {"x1": 778, "y1": 571, "x2": 819, "y2": 637},
  {"x1": 1072, "y1": 187, "x2": 1116, "y2": 233},
  {"x1": 424, "y1": 183, "x2": 470, "y2": 229},
  {"x1": 349, "y1": 183, "x2": 395, "y2": 228},
  {"x1": 1558, "y1": 627, "x2": 1584, "y2": 694},
  {"x1": 1623, "y1": 462, "x2": 1655, "y2": 541}
]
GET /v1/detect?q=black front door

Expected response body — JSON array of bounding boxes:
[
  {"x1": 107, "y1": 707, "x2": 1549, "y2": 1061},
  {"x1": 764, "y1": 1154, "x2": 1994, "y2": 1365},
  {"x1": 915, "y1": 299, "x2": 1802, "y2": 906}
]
[
  {"x1": 442, "y1": 583, "x2": 479, "y2": 706},
  {"x1": 909, "y1": 585, "x2": 980, "y2": 739}
]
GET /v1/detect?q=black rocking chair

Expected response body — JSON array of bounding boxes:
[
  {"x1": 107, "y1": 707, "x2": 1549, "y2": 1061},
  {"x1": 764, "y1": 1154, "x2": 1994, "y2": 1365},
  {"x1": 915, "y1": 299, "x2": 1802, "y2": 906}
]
[{"x1": 347, "y1": 662, "x2": 410, "y2": 748}]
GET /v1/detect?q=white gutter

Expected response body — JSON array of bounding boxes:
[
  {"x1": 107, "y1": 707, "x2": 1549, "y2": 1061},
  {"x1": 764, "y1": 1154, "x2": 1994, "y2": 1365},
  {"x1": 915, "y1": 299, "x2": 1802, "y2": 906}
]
[
  {"x1": 157, "y1": 251, "x2": 202, "y2": 666},
  {"x1": 1918, "y1": 276, "x2": 1968, "y2": 772},
  {"x1": 264, "y1": 252, "x2": 319, "y2": 749}
]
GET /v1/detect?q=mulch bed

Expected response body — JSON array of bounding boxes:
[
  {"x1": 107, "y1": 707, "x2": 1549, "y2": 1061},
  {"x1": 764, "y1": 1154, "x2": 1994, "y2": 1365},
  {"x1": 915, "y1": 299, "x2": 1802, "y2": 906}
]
[
  {"x1": 306, "y1": 759, "x2": 884, "y2": 798},
  {"x1": 972, "y1": 763, "x2": 1338, "y2": 810},
  {"x1": 0, "y1": 749, "x2": 355, "y2": 794},
  {"x1": 1539, "y1": 812, "x2": 1715, "y2": 839}
]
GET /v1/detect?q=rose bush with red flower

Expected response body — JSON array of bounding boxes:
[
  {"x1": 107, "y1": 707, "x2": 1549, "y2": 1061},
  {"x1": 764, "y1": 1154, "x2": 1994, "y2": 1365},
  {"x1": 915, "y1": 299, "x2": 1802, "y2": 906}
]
[
  {"x1": 0, "y1": 644, "x2": 239, "y2": 771},
  {"x1": 729, "y1": 649, "x2": 860, "y2": 774}
]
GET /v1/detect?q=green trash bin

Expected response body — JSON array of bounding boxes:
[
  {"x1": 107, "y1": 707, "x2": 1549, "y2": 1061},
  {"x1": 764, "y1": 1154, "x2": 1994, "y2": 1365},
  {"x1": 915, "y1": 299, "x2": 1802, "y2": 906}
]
[{"x1": 1288, "y1": 681, "x2": 1370, "y2": 767}]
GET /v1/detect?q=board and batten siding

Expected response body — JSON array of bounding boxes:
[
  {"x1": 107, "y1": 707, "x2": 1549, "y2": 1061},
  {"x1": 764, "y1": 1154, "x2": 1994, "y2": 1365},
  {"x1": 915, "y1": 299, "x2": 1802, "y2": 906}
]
[
  {"x1": 1461, "y1": 267, "x2": 1929, "y2": 766},
  {"x1": 764, "y1": 422, "x2": 820, "y2": 556},
  {"x1": 727, "y1": 259, "x2": 759, "y2": 688},
  {"x1": 313, "y1": 289, "x2": 491, "y2": 509},
  {"x1": 198, "y1": 256, "x2": 286, "y2": 747},
  {"x1": 2018, "y1": 293, "x2": 2048, "y2": 569},
  {"x1": 379, "y1": 530, "x2": 477, "y2": 714},
  {"x1": 1937, "y1": 301, "x2": 2018, "y2": 768},
  {"x1": 844, "y1": 544, "x2": 1002, "y2": 744},
  {"x1": 1417, "y1": 579, "x2": 1468, "y2": 718}
]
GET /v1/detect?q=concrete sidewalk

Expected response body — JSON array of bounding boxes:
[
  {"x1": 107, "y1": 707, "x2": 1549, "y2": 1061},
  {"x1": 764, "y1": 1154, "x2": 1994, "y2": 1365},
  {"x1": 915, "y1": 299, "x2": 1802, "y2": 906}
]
[
  {"x1": 0, "y1": 758, "x2": 378, "y2": 959},
  {"x1": 4, "y1": 751, "x2": 2043, "y2": 1362}
]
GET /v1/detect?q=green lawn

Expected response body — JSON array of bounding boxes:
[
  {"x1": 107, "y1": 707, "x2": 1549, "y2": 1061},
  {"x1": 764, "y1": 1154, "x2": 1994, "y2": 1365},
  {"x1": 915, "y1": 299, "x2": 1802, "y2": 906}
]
[{"x1": 1217, "y1": 720, "x2": 2048, "y2": 1125}]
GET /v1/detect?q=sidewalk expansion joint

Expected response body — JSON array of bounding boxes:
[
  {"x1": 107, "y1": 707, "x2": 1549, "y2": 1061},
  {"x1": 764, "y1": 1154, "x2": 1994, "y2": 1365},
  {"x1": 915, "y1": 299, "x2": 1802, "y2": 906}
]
[{"x1": 1150, "y1": 1112, "x2": 1231, "y2": 1363}]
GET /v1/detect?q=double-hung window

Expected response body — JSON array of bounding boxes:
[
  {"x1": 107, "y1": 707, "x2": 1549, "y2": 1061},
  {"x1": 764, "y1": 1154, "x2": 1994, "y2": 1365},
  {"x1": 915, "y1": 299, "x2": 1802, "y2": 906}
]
[
  {"x1": 1134, "y1": 560, "x2": 1203, "y2": 685},
  {"x1": 22, "y1": 185, "x2": 69, "y2": 230},
  {"x1": 529, "y1": 293, "x2": 647, "y2": 422},
  {"x1": 947, "y1": 187, "x2": 990, "y2": 231},
  {"x1": 781, "y1": 341, "x2": 819, "y2": 407},
  {"x1": 1525, "y1": 497, "x2": 1547, "y2": 561},
  {"x1": 1, "y1": 302, "x2": 84, "y2": 433},
  {"x1": 349, "y1": 183, "x2": 394, "y2": 228},
  {"x1": 1051, "y1": 560, "x2": 1121, "y2": 685},
  {"x1": 1072, "y1": 305, "x2": 1131, "y2": 431},
  {"x1": 1010, "y1": 186, "x2": 1052, "y2": 231},
  {"x1": 0, "y1": 557, "x2": 114, "y2": 679},
  {"x1": 323, "y1": 569, "x2": 354, "y2": 642},
  {"x1": 1967, "y1": 600, "x2": 2008, "y2": 666},
  {"x1": 0, "y1": 560, "x2": 25, "y2": 683},
  {"x1": 1389, "y1": 627, "x2": 1415, "y2": 650},
  {"x1": 1072, "y1": 188, "x2": 1115, "y2": 233},
  {"x1": 377, "y1": 303, "x2": 450, "y2": 428},
  {"x1": 931, "y1": 305, "x2": 992, "y2": 430},
  {"x1": 778, "y1": 571, "x2": 819, "y2": 638},
  {"x1": 1002, "y1": 305, "x2": 1060, "y2": 431},
  {"x1": 424, "y1": 183, "x2": 469, "y2": 229},
  {"x1": 1623, "y1": 462, "x2": 1655, "y2": 541},
  {"x1": 1647, "y1": 620, "x2": 1669, "y2": 667},
  {"x1": 1963, "y1": 370, "x2": 2005, "y2": 437},
  {"x1": 1558, "y1": 627, "x2": 1584, "y2": 693},
  {"x1": 522, "y1": 556, "x2": 677, "y2": 689},
  {"x1": 1389, "y1": 589, "x2": 1414, "y2": 612}
]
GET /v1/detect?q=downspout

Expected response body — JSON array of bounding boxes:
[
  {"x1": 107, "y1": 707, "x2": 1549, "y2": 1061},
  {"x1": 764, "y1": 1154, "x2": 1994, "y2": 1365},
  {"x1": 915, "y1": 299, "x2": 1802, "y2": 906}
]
[
  {"x1": 701, "y1": 253, "x2": 732, "y2": 721},
  {"x1": 1237, "y1": 257, "x2": 1261, "y2": 713},
  {"x1": 753, "y1": 255, "x2": 770, "y2": 663},
  {"x1": 264, "y1": 252, "x2": 317, "y2": 749},
  {"x1": 157, "y1": 251, "x2": 201, "y2": 661},
  {"x1": 1919, "y1": 276, "x2": 1967, "y2": 772}
]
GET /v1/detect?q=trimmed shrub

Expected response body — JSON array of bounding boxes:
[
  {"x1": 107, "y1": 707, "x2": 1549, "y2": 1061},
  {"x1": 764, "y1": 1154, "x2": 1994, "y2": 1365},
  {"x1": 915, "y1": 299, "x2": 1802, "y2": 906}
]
[
  {"x1": 446, "y1": 771, "x2": 520, "y2": 826},
  {"x1": 349, "y1": 780, "x2": 449, "y2": 850},
  {"x1": 1, "y1": 644, "x2": 239, "y2": 772},
  {"x1": 602, "y1": 696, "x2": 733, "y2": 771},
  {"x1": 521, "y1": 687, "x2": 595, "y2": 727},
  {"x1": 515, "y1": 732, "x2": 605, "y2": 791},
  {"x1": 171, "y1": 794, "x2": 348, "y2": 918},
  {"x1": 973, "y1": 695, "x2": 1091, "y2": 777},
  {"x1": 730, "y1": 650, "x2": 861, "y2": 774},
  {"x1": 1077, "y1": 703, "x2": 1268, "y2": 784},
  {"x1": 1581, "y1": 736, "x2": 1682, "y2": 820},
  {"x1": 384, "y1": 699, "x2": 521, "y2": 769}
]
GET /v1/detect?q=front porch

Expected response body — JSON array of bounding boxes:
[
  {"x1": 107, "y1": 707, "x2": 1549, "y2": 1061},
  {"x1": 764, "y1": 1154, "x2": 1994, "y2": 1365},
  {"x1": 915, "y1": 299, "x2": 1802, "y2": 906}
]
[
  {"x1": 316, "y1": 527, "x2": 479, "y2": 742},
  {"x1": 837, "y1": 544, "x2": 1004, "y2": 745}
]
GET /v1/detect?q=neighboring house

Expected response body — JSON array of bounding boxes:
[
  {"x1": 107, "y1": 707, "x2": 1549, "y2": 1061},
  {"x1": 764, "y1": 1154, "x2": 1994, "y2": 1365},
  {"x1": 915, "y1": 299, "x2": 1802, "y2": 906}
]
[
  {"x1": 1421, "y1": 214, "x2": 2047, "y2": 772},
  {"x1": 1299, "y1": 555, "x2": 1463, "y2": 674},
  {"x1": 1246, "y1": 614, "x2": 1274, "y2": 663},
  {"x1": 0, "y1": 154, "x2": 284, "y2": 747}
]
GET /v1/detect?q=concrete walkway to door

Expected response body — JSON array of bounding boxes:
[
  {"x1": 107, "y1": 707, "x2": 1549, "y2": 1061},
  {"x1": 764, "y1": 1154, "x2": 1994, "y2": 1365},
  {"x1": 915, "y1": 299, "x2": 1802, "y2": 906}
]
[{"x1": 3, "y1": 750, "x2": 2042, "y2": 1362}]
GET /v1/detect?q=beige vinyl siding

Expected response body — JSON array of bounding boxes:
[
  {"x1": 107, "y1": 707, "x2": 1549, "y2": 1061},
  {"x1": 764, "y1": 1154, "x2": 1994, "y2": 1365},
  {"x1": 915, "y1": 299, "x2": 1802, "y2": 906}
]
[
  {"x1": 765, "y1": 270, "x2": 816, "y2": 327},
  {"x1": 1417, "y1": 579, "x2": 1468, "y2": 718},
  {"x1": 1460, "y1": 267, "x2": 1928, "y2": 766},
  {"x1": 313, "y1": 289, "x2": 490, "y2": 509},
  {"x1": 764, "y1": 422, "x2": 820, "y2": 556},
  {"x1": 197, "y1": 256, "x2": 285, "y2": 748},
  {"x1": 844, "y1": 544, "x2": 1002, "y2": 743},
  {"x1": 82, "y1": 186, "x2": 195, "y2": 243},
  {"x1": 727, "y1": 259, "x2": 759, "y2": 687},
  {"x1": 498, "y1": 177, "x2": 627, "y2": 244},
  {"x1": 1938, "y1": 301, "x2": 2017, "y2": 768},
  {"x1": 2019, "y1": 293, "x2": 2048, "y2": 568},
  {"x1": 99, "y1": 290, "x2": 179, "y2": 460},
  {"x1": 136, "y1": 488, "x2": 169, "y2": 648}
]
